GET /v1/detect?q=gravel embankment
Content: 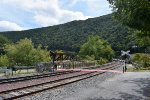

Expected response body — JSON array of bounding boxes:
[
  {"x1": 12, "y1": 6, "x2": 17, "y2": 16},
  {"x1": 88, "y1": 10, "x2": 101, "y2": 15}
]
[{"x1": 22, "y1": 66, "x2": 126, "y2": 100}]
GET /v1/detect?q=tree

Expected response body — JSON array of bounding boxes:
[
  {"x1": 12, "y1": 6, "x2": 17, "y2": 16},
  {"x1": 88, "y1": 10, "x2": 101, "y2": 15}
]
[
  {"x1": 0, "y1": 35, "x2": 11, "y2": 55},
  {"x1": 79, "y1": 35, "x2": 114, "y2": 61},
  {"x1": 132, "y1": 53, "x2": 150, "y2": 68},
  {"x1": 0, "y1": 55, "x2": 9, "y2": 67},
  {"x1": 0, "y1": 35, "x2": 10, "y2": 47},
  {"x1": 4, "y1": 38, "x2": 50, "y2": 66},
  {"x1": 108, "y1": 0, "x2": 150, "y2": 52},
  {"x1": 136, "y1": 30, "x2": 150, "y2": 44},
  {"x1": 108, "y1": 0, "x2": 150, "y2": 32}
]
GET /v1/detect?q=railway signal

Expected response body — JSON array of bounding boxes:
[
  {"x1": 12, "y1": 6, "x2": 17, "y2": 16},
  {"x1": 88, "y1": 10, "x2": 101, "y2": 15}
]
[
  {"x1": 121, "y1": 50, "x2": 130, "y2": 73},
  {"x1": 121, "y1": 50, "x2": 130, "y2": 57}
]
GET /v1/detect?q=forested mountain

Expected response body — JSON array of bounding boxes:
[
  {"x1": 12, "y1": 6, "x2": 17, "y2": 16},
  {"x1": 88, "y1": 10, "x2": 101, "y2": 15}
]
[{"x1": 0, "y1": 14, "x2": 131, "y2": 52}]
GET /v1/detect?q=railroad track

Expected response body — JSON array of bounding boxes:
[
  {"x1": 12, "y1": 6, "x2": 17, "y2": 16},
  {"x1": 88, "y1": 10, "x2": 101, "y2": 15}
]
[
  {"x1": 0, "y1": 61, "x2": 118, "y2": 85},
  {"x1": 0, "y1": 62, "x2": 122, "y2": 100},
  {"x1": 0, "y1": 70, "x2": 78, "y2": 84}
]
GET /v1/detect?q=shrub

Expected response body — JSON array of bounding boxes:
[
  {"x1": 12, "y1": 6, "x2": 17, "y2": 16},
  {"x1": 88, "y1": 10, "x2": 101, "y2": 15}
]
[
  {"x1": 132, "y1": 53, "x2": 150, "y2": 69},
  {"x1": 0, "y1": 55, "x2": 9, "y2": 67},
  {"x1": 4, "y1": 38, "x2": 50, "y2": 66}
]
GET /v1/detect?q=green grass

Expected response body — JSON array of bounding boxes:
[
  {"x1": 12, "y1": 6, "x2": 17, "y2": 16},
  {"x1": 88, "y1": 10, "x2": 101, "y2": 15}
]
[
  {"x1": 0, "y1": 69, "x2": 37, "y2": 78},
  {"x1": 127, "y1": 67, "x2": 150, "y2": 72},
  {"x1": 14, "y1": 69, "x2": 36, "y2": 75}
]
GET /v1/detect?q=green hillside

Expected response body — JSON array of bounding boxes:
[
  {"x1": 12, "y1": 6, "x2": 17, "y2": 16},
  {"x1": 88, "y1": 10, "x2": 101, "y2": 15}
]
[{"x1": 0, "y1": 14, "x2": 130, "y2": 52}]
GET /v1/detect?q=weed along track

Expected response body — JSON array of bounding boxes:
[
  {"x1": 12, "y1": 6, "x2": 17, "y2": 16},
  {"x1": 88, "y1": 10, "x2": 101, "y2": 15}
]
[{"x1": 0, "y1": 62, "x2": 123, "y2": 100}]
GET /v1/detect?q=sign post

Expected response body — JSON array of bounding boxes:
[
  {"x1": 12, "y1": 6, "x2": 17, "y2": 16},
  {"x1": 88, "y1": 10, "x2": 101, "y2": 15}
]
[{"x1": 121, "y1": 50, "x2": 130, "y2": 73}]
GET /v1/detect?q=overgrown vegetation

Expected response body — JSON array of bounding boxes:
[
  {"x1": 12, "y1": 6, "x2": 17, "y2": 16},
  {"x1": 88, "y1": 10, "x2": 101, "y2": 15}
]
[
  {"x1": 131, "y1": 53, "x2": 150, "y2": 69},
  {"x1": 0, "y1": 38, "x2": 50, "y2": 67},
  {"x1": 0, "y1": 55, "x2": 9, "y2": 67},
  {"x1": 79, "y1": 35, "x2": 114, "y2": 64}
]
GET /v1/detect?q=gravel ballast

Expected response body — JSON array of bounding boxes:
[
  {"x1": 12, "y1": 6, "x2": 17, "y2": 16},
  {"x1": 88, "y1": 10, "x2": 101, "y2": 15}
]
[
  {"x1": 22, "y1": 66, "x2": 128, "y2": 100},
  {"x1": 22, "y1": 66, "x2": 150, "y2": 100}
]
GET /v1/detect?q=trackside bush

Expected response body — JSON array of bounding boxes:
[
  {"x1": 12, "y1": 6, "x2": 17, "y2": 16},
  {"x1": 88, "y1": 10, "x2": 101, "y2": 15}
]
[
  {"x1": 4, "y1": 38, "x2": 50, "y2": 66},
  {"x1": 0, "y1": 55, "x2": 9, "y2": 67},
  {"x1": 132, "y1": 53, "x2": 150, "y2": 69}
]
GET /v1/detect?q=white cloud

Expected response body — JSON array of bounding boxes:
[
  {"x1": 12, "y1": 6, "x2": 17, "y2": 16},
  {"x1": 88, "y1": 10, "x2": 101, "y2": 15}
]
[
  {"x1": 34, "y1": 10, "x2": 90, "y2": 26},
  {"x1": 59, "y1": 10, "x2": 90, "y2": 24},
  {"x1": 0, "y1": 0, "x2": 112, "y2": 31},
  {"x1": 0, "y1": 21, "x2": 24, "y2": 32},
  {"x1": 1, "y1": 0, "x2": 91, "y2": 27}
]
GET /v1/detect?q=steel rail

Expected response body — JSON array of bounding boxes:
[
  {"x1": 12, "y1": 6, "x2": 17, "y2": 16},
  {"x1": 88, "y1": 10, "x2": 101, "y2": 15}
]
[
  {"x1": 0, "y1": 63, "x2": 122, "y2": 100},
  {"x1": 0, "y1": 61, "x2": 117, "y2": 84},
  {"x1": 0, "y1": 70, "x2": 78, "y2": 84}
]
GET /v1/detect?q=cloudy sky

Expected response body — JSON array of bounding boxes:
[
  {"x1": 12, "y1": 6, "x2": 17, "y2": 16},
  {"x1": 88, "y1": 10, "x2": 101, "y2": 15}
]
[{"x1": 0, "y1": 0, "x2": 112, "y2": 32}]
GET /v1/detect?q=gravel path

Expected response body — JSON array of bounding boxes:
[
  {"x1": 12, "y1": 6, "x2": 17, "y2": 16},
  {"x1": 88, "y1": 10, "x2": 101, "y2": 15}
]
[
  {"x1": 23, "y1": 65, "x2": 150, "y2": 100},
  {"x1": 81, "y1": 72, "x2": 150, "y2": 100}
]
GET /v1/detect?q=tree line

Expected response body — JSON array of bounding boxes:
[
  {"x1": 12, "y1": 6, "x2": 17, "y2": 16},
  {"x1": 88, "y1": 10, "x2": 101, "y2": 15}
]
[{"x1": 0, "y1": 35, "x2": 114, "y2": 67}]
